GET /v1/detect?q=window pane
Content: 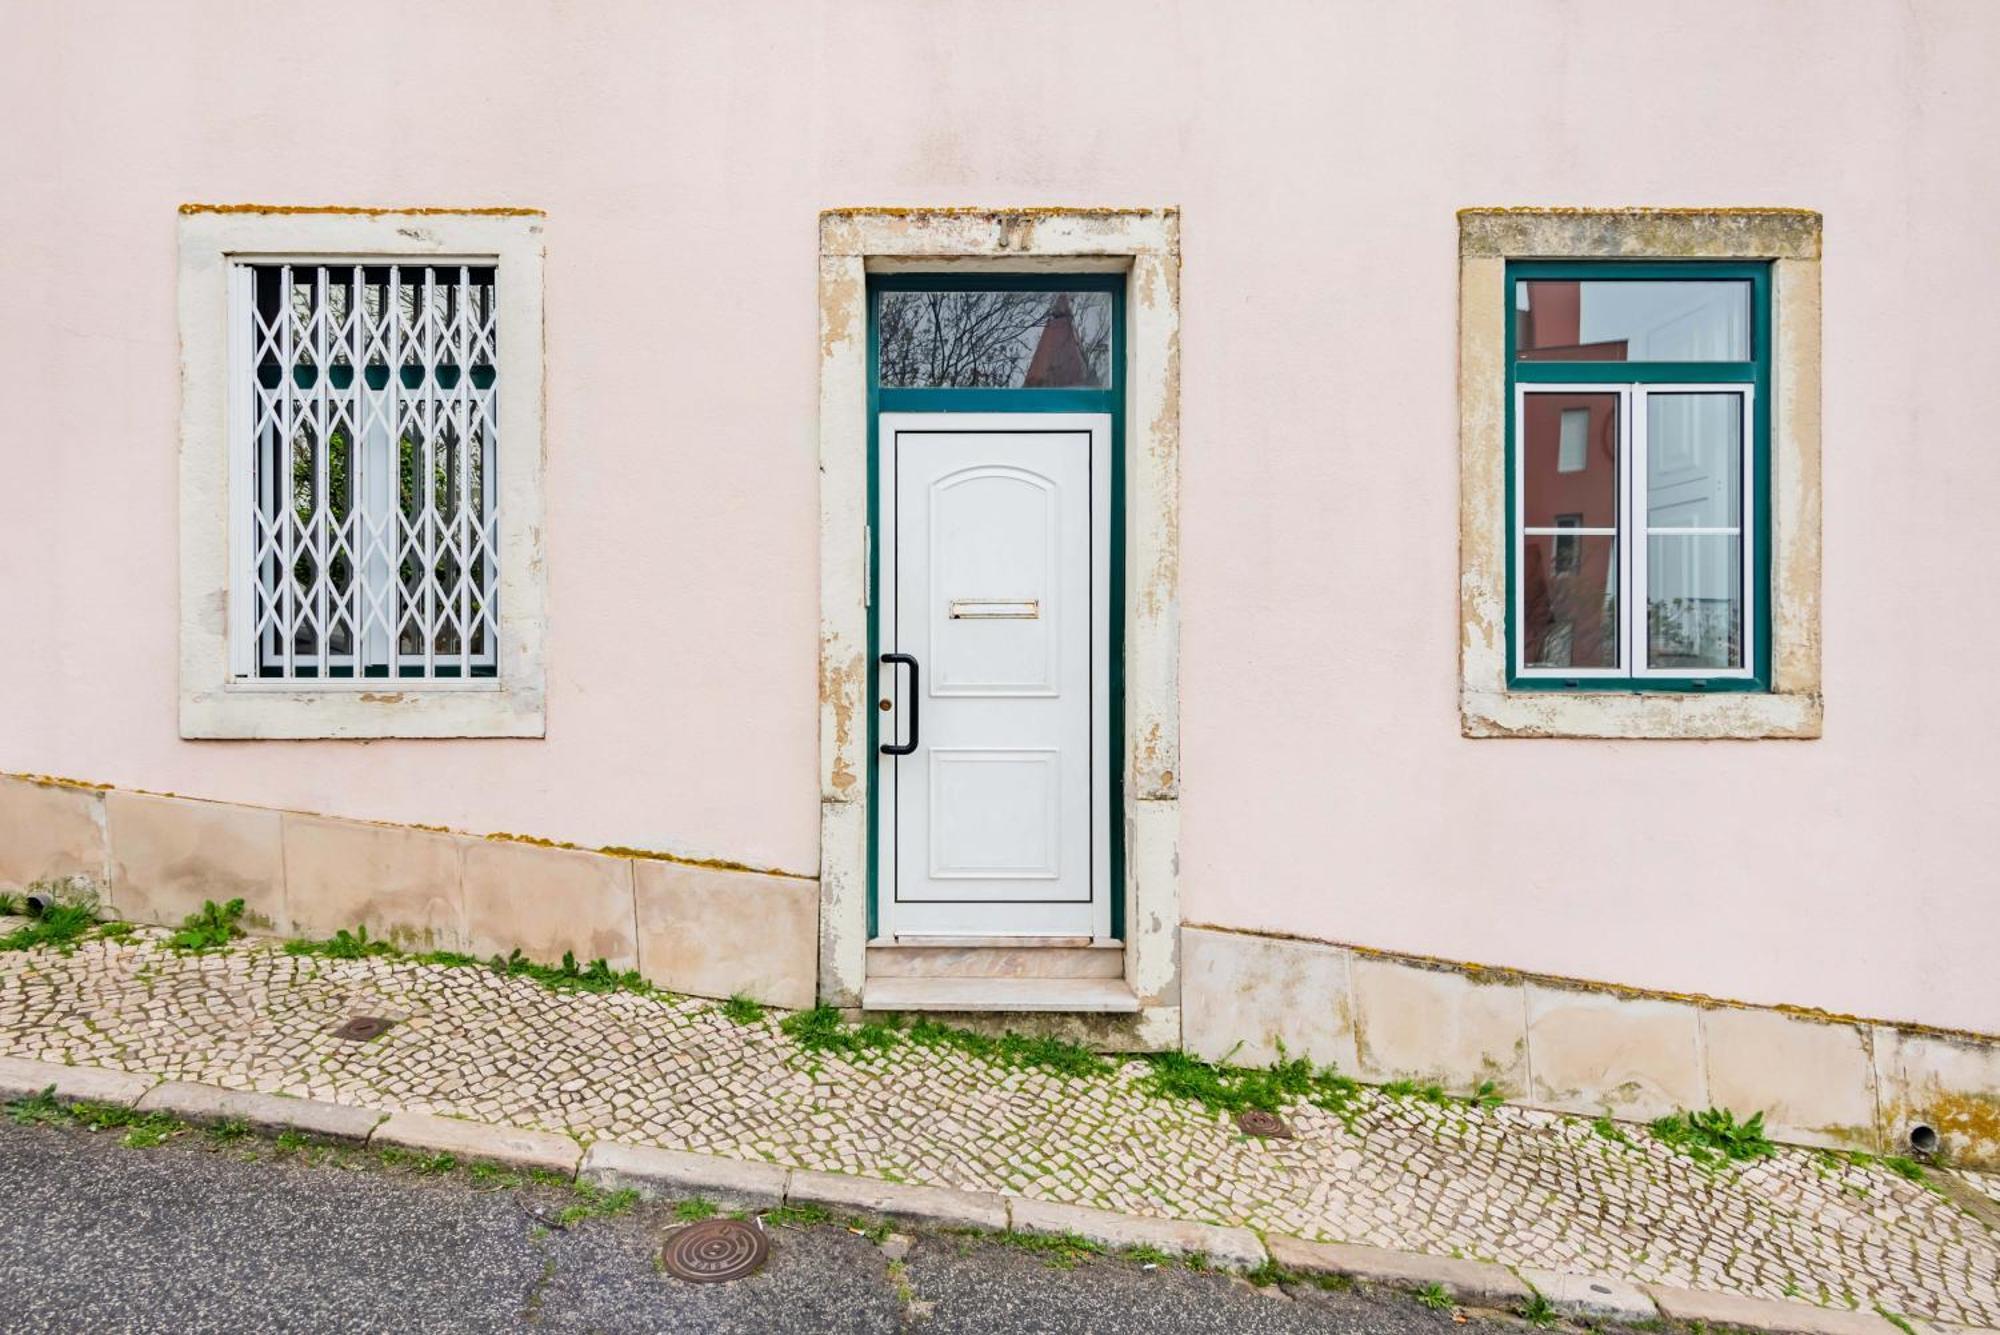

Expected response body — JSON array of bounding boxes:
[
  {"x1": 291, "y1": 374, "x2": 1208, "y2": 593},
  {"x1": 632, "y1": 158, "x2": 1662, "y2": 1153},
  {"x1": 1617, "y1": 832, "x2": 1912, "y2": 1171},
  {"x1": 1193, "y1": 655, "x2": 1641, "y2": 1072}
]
[
  {"x1": 1517, "y1": 280, "x2": 1751, "y2": 362},
  {"x1": 1647, "y1": 534, "x2": 1742, "y2": 671},
  {"x1": 877, "y1": 290, "x2": 1112, "y2": 388},
  {"x1": 1646, "y1": 393, "x2": 1742, "y2": 528},
  {"x1": 1524, "y1": 534, "x2": 1618, "y2": 669},
  {"x1": 1523, "y1": 393, "x2": 1618, "y2": 529}
]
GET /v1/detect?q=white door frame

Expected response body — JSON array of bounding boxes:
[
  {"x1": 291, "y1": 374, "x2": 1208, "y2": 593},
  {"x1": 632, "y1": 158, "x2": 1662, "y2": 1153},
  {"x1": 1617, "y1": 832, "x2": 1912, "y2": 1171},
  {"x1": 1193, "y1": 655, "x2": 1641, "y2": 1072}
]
[
  {"x1": 875, "y1": 413, "x2": 1113, "y2": 942},
  {"x1": 816, "y1": 209, "x2": 1182, "y2": 1043}
]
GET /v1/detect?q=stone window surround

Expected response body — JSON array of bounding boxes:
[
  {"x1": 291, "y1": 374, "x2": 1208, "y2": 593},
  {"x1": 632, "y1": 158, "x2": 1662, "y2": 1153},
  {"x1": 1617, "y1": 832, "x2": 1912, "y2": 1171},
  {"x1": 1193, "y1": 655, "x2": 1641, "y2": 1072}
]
[
  {"x1": 815, "y1": 208, "x2": 1181, "y2": 1035},
  {"x1": 1459, "y1": 208, "x2": 1823, "y2": 740},
  {"x1": 177, "y1": 207, "x2": 548, "y2": 739}
]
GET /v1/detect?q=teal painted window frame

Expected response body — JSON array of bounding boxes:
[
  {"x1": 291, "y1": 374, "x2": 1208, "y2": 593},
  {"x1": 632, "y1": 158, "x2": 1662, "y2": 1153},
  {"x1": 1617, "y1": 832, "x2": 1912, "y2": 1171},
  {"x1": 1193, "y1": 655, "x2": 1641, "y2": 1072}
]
[
  {"x1": 866, "y1": 272, "x2": 1127, "y2": 938},
  {"x1": 1505, "y1": 260, "x2": 1772, "y2": 693}
]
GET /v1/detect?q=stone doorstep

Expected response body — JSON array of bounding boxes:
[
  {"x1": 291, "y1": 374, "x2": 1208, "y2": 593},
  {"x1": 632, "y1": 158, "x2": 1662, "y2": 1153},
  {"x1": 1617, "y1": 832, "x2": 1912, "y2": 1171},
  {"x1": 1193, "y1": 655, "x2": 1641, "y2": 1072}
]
[
  {"x1": 368, "y1": 1110, "x2": 582, "y2": 1176},
  {"x1": 1517, "y1": 1267, "x2": 1658, "y2": 1323},
  {"x1": 1265, "y1": 1234, "x2": 1531, "y2": 1309},
  {"x1": 579, "y1": 1140, "x2": 788, "y2": 1212},
  {"x1": 1644, "y1": 1283, "x2": 1905, "y2": 1335},
  {"x1": 136, "y1": 1081, "x2": 384, "y2": 1144},
  {"x1": 0, "y1": 1055, "x2": 155, "y2": 1107},
  {"x1": 1008, "y1": 1196, "x2": 1265, "y2": 1272}
]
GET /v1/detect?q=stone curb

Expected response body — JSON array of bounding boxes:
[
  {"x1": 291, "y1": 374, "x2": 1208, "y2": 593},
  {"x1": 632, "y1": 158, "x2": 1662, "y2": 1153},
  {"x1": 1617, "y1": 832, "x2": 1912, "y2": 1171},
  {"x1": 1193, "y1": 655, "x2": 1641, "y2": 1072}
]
[
  {"x1": 580, "y1": 1140, "x2": 788, "y2": 1212},
  {"x1": 0, "y1": 1055, "x2": 156, "y2": 1107},
  {"x1": 1266, "y1": 1234, "x2": 1531, "y2": 1308},
  {"x1": 368, "y1": 1110, "x2": 582, "y2": 1176},
  {"x1": 1, "y1": 1058, "x2": 1991, "y2": 1335},
  {"x1": 136, "y1": 1081, "x2": 384, "y2": 1144},
  {"x1": 1009, "y1": 1196, "x2": 1265, "y2": 1271},
  {"x1": 786, "y1": 1167, "x2": 1008, "y2": 1232},
  {"x1": 1644, "y1": 1284, "x2": 1905, "y2": 1334},
  {"x1": 1518, "y1": 1267, "x2": 1658, "y2": 1324}
]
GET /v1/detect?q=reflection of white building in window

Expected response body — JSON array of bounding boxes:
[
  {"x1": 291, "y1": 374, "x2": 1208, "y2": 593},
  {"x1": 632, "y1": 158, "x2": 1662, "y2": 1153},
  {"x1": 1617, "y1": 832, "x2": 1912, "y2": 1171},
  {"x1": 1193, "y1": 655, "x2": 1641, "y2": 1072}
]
[{"x1": 1579, "y1": 283, "x2": 1751, "y2": 361}]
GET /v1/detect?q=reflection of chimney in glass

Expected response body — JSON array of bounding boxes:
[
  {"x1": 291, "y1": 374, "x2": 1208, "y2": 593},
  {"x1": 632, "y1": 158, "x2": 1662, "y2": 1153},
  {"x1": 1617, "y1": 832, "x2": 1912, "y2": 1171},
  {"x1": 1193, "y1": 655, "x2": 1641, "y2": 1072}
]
[{"x1": 1023, "y1": 295, "x2": 1092, "y2": 387}]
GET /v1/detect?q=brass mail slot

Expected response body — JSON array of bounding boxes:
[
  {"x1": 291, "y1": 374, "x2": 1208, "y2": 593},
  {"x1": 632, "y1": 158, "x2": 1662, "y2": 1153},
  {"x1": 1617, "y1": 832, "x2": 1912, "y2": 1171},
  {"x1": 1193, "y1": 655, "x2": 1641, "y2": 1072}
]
[{"x1": 950, "y1": 598, "x2": 1040, "y2": 620}]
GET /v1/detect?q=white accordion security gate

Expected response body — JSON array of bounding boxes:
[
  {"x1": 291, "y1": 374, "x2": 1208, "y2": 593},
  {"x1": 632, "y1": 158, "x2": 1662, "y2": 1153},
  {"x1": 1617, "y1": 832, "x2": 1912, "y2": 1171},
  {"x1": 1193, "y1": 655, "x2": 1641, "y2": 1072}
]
[{"x1": 228, "y1": 263, "x2": 500, "y2": 681}]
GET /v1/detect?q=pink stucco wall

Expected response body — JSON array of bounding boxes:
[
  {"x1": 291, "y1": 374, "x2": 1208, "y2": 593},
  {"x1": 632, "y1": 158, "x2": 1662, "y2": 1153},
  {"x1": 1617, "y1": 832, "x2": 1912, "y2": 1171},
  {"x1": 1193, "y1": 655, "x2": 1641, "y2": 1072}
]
[{"x1": 3, "y1": 3, "x2": 1996, "y2": 1032}]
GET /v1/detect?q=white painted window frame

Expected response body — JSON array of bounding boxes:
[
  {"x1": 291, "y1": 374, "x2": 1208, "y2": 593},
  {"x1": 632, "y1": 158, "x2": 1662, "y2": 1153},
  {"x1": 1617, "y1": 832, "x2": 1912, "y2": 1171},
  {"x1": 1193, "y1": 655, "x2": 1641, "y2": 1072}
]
[
  {"x1": 178, "y1": 208, "x2": 547, "y2": 739},
  {"x1": 1458, "y1": 209, "x2": 1822, "y2": 740},
  {"x1": 1514, "y1": 383, "x2": 1756, "y2": 683}
]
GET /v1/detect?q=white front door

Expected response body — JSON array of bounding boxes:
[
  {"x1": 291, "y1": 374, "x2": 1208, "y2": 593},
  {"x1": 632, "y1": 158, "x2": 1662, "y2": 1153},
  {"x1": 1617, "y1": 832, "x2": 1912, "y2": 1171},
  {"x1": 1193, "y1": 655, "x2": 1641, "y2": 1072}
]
[{"x1": 876, "y1": 413, "x2": 1111, "y2": 940}]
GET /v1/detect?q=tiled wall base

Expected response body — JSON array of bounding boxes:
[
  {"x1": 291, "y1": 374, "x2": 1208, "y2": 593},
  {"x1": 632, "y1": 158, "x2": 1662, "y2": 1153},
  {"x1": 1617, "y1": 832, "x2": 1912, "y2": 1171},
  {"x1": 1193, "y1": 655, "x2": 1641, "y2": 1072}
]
[
  {"x1": 0, "y1": 775, "x2": 818, "y2": 1010},
  {"x1": 1182, "y1": 925, "x2": 2000, "y2": 1169}
]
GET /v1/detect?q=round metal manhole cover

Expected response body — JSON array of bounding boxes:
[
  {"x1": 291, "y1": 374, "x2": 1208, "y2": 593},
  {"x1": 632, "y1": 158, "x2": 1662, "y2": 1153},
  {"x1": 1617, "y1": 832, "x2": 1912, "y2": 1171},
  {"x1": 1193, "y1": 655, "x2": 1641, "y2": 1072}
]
[
  {"x1": 1235, "y1": 1108, "x2": 1294, "y2": 1139},
  {"x1": 660, "y1": 1218, "x2": 769, "y2": 1284},
  {"x1": 329, "y1": 1015, "x2": 395, "y2": 1042}
]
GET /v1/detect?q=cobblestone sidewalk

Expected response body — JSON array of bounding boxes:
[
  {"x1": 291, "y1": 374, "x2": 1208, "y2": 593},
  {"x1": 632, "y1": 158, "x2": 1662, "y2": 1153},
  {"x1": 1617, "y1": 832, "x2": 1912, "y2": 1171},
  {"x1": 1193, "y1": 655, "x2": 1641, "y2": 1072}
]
[{"x1": 2, "y1": 925, "x2": 1996, "y2": 1329}]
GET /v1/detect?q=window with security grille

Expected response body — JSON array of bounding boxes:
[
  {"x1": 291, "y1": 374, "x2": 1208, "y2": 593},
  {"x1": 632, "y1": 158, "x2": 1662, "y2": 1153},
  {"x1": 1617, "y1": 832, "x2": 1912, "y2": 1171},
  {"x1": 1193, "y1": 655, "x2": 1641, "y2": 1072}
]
[{"x1": 235, "y1": 263, "x2": 498, "y2": 679}]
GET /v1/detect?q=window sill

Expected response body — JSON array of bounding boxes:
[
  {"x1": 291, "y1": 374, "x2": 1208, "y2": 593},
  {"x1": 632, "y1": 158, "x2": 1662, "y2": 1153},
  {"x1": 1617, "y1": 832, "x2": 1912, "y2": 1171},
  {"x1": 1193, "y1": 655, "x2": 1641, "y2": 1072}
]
[
  {"x1": 179, "y1": 683, "x2": 544, "y2": 740},
  {"x1": 1461, "y1": 688, "x2": 1820, "y2": 740}
]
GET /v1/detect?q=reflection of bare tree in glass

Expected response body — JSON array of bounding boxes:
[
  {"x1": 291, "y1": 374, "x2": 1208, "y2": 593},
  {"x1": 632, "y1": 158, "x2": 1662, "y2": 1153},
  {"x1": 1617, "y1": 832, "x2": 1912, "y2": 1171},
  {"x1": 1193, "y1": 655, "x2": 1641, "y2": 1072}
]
[{"x1": 878, "y1": 291, "x2": 1110, "y2": 388}]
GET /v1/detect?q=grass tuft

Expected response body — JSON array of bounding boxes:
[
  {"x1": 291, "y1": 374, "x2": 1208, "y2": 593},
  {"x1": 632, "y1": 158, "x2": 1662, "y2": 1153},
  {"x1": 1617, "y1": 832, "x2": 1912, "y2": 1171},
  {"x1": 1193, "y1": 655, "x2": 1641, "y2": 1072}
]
[
  {"x1": 168, "y1": 899, "x2": 246, "y2": 952},
  {"x1": 1649, "y1": 1107, "x2": 1777, "y2": 1169},
  {"x1": 672, "y1": 1195, "x2": 720, "y2": 1222},
  {"x1": 995, "y1": 1229, "x2": 1104, "y2": 1270},
  {"x1": 718, "y1": 995, "x2": 766, "y2": 1025},
  {"x1": 1, "y1": 903, "x2": 98, "y2": 954},
  {"x1": 1413, "y1": 1281, "x2": 1454, "y2": 1311},
  {"x1": 1519, "y1": 1291, "x2": 1559, "y2": 1327}
]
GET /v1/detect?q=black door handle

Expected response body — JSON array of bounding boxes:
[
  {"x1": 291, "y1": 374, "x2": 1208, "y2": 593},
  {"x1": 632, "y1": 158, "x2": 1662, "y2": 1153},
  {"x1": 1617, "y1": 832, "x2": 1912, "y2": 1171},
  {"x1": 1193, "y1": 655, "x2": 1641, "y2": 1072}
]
[{"x1": 879, "y1": 653, "x2": 918, "y2": 756}]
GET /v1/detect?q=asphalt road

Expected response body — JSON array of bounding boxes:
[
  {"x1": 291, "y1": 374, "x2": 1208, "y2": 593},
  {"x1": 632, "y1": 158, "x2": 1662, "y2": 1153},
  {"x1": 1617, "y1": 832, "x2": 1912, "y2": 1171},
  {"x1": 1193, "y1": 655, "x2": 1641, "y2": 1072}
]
[{"x1": 0, "y1": 1121, "x2": 1527, "y2": 1333}]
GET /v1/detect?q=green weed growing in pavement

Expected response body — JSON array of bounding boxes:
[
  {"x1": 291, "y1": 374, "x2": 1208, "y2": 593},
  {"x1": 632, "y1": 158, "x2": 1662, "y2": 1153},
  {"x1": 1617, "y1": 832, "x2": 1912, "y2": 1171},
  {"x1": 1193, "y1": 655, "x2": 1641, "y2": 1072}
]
[
  {"x1": 672, "y1": 1195, "x2": 720, "y2": 1222},
  {"x1": 718, "y1": 994, "x2": 766, "y2": 1025},
  {"x1": 0, "y1": 892, "x2": 21, "y2": 915},
  {"x1": 488, "y1": 948, "x2": 657, "y2": 998},
  {"x1": 1879, "y1": 1155, "x2": 1926, "y2": 1183},
  {"x1": 1591, "y1": 1115, "x2": 1631, "y2": 1147},
  {"x1": 168, "y1": 898, "x2": 246, "y2": 952},
  {"x1": 284, "y1": 926, "x2": 398, "y2": 960},
  {"x1": 1519, "y1": 1291, "x2": 1560, "y2": 1327},
  {"x1": 1124, "y1": 1243, "x2": 1174, "y2": 1267},
  {"x1": 5, "y1": 1086, "x2": 67, "y2": 1127},
  {"x1": 285, "y1": 926, "x2": 660, "y2": 1001},
  {"x1": 995, "y1": 1229, "x2": 1104, "y2": 1270},
  {"x1": 903, "y1": 1017, "x2": 1111, "y2": 1079},
  {"x1": 1138, "y1": 1047, "x2": 1367, "y2": 1128},
  {"x1": 414, "y1": 949, "x2": 482, "y2": 968},
  {"x1": 1247, "y1": 1259, "x2": 1354, "y2": 1291},
  {"x1": 558, "y1": 1182, "x2": 640, "y2": 1227},
  {"x1": 0, "y1": 902, "x2": 98, "y2": 954},
  {"x1": 1413, "y1": 1281, "x2": 1454, "y2": 1311},
  {"x1": 205, "y1": 1117, "x2": 253, "y2": 1144},
  {"x1": 1876, "y1": 1308, "x2": 1918, "y2": 1335},
  {"x1": 1648, "y1": 1107, "x2": 1777, "y2": 1169},
  {"x1": 97, "y1": 921, "x2": 136, "y2": 943},
  {"x1": 778, "y1": 1006, "x2": 904, "y2": 1061},
  {"x1": 761, "y1": 1202, "x2": 836, "y2": 1229}
]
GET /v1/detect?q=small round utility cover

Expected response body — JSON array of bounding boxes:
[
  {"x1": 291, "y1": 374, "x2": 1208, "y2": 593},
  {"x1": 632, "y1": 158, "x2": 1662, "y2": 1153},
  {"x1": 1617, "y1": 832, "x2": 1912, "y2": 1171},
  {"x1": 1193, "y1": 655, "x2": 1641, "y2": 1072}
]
[
  {"x1": 660, "y1": 1218, "x2": 769, "y2": 1284},
  {"x1": 329, "y1": 1015, "x2": 395, "y2": 1041},
  {"x1": 1235, "y1": 1109, "x2": 1294, "y2": 1139}
]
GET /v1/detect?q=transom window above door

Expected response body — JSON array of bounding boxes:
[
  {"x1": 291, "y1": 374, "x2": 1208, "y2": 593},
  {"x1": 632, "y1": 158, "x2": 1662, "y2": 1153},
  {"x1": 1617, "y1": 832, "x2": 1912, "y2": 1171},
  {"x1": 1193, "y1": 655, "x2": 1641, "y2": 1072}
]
[
  {"x1": 875, "y1": 286, "x2": 1114, "y2": 389},
  {"x1": 1508, "y1": 264, "x2": 1771, "y2": 691}
]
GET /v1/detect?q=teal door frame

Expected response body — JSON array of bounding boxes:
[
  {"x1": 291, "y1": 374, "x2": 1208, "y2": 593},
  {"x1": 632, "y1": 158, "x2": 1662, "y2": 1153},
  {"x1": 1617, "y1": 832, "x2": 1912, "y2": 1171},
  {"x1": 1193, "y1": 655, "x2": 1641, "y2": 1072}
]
[{"x1": 866, "y1": 272, "x2": 1127, "y2": 940}]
